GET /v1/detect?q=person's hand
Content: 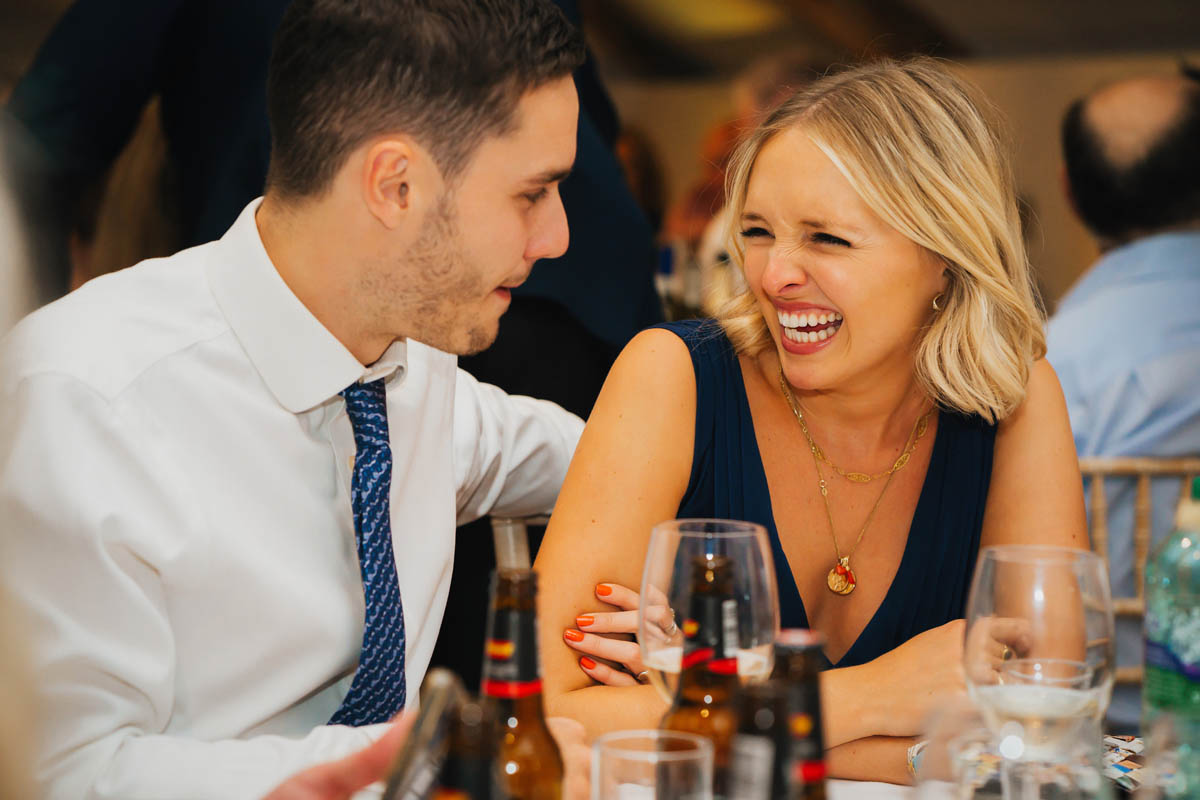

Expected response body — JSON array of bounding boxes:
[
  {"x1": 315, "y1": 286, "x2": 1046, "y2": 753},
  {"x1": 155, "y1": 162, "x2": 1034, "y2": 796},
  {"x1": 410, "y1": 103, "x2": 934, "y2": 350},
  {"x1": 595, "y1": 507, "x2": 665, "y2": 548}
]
[
  {"x1": 562, "y1": 582, "x2": 677, "y2": 686},
  {"x1": 964, "y1": 616, "x2": 1034, "y2": 686},
  {"x1": 261, "y1": 715, "x2": 413, "y2": 800},
  {"x1": 857, "y1": 618, "x2": 968, "y2": 739},
  {"x1": 547, "y1": 716, "x2": 590, "y2": 800}
]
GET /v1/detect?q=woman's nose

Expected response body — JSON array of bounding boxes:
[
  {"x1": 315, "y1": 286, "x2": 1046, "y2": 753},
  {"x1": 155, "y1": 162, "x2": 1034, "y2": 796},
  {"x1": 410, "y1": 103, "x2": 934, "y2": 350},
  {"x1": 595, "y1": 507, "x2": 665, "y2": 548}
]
[{"x1": 762, "y1": 245, "x2": 809, "y2": 295}]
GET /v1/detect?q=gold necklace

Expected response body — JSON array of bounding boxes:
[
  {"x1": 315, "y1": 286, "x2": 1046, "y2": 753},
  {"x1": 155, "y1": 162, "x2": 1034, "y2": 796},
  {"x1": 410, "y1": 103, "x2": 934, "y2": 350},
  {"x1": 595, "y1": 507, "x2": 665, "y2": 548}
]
[
  {"x1": 778, "y1": 368, "x2": 934, "y2": 596},
  {"x1": 802, "y1": 402, "x2": 929, "y2": 483}
]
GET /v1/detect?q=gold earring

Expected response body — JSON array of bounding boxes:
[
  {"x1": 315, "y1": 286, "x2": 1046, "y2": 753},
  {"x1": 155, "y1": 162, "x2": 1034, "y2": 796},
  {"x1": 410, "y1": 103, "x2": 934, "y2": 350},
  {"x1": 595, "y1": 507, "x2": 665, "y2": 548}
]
[{"x1": 931, "y1": 292, "x2": 944, "y2": 312}]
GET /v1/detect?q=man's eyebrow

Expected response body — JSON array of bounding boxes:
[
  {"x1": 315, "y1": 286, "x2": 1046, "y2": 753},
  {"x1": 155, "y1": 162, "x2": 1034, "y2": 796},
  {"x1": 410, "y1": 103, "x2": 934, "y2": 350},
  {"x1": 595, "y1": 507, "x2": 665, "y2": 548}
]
[{"x1": 527, "y1": 167, "x2": 573, "y2": 185}]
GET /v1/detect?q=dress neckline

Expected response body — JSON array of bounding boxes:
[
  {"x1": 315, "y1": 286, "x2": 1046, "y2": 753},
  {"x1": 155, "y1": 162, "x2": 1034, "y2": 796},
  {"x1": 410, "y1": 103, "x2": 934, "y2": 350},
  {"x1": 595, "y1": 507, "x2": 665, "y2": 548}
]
[{"x1": 733, "y1": 357, "x2": 948, "y2": 669}]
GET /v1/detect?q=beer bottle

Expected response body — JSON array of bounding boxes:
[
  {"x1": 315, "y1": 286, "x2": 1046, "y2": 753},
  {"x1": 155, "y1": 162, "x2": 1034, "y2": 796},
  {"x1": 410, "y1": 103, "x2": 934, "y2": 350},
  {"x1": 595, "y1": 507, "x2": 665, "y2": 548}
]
[
  {"x1": 660, "y1": 553, "x2": 741, "y2": 799},
  {"x1": 481, "y1": 569, "x2": 563, "y2": 800},
  {"x1": 778, "y1": 630, "x2": 827, "y2": 800},
  {"x1": 730, "y1": 631, "x2": 827, "y2": 800},
  {"x1": 730, "y1": 677, "x2": 789, "y2": 800},
  {"x1": 433, "y1": 702, "x2": 495, "y2": 800}
]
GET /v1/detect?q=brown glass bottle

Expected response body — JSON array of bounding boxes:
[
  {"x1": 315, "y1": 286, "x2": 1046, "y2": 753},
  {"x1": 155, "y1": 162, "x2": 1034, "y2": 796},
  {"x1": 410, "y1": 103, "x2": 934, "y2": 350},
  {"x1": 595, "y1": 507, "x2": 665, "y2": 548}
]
[
  {"x1": 730, "y1": 675, "x2": 789, "y2": 800},
  {"x1": 660, "y1": 554, "x2": 741, "y2": 800},
  {"x1": 481, "y1": 569, "x2": 563, "y2": 800},
  {"x1": 432, "y1": 702, "x2": 495, "y2": 800},
  {"x1": 777, "y1": 630, "x2": 827, "y2": 800},
  {"x1": 729, "y1": 630, "x2": 828, "y2": 800}
]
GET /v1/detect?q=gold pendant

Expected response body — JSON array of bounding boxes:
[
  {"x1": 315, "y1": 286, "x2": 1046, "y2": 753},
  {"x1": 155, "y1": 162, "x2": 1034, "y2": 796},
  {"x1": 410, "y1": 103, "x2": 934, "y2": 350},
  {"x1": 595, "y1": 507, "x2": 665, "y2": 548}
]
[{"x1": 826, "y1": 557, "x2": 856, "y2": 595}]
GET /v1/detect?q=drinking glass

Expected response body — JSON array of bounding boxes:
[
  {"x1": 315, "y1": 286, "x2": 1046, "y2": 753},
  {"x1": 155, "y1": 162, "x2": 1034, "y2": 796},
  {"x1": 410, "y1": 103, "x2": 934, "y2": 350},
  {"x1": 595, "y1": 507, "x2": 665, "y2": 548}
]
[
  {"x1": 637, "y1": 519, "x2": 780, "y2": 703},
  {"x1": 592, "y1": 730, "x2": 713, "y2": 800},
  {"x1": 963, "y1": 545, "x2": 1116, "y2": 799}
]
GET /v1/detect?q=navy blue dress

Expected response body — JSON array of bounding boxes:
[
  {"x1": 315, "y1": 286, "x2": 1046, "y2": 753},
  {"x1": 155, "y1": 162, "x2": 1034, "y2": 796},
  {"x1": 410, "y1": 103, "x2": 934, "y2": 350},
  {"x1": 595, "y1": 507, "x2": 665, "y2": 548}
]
[{"x1": 656, "y1": 319, "x2": 997, "y2": 669}]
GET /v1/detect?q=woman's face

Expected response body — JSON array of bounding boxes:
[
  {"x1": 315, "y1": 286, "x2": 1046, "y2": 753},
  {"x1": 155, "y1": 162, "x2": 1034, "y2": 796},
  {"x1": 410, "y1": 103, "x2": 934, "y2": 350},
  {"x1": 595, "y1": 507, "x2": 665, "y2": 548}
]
[{"x1": 739, "y1": 126, "x2": 946, "y2": 394}]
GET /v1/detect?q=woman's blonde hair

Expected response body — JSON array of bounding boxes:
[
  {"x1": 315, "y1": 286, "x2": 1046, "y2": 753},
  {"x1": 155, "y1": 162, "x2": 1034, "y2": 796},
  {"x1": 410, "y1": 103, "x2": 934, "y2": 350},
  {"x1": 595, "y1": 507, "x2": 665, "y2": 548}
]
[{"x1": 717, "y1": 56, "x2": 1044, "y2": 423}]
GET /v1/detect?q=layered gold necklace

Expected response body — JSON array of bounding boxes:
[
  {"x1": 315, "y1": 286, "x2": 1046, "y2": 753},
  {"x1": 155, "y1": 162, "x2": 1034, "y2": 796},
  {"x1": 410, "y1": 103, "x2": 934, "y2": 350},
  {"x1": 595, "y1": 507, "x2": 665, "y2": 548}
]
[{"x1": 778, "y1": 368, "x2": 933, "y2": 596}]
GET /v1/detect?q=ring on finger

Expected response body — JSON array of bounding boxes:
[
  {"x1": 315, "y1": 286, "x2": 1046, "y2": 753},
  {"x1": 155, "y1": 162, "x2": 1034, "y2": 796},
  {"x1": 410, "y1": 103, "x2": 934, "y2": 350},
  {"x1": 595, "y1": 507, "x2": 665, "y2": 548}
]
[
  {"x1": 635, "y1": 670, "x2": 650, "y2": 684},
  {"x1": 663, "y1": 620, "x2": 678, "y2": 637},
  {"x1": 1001, "y1": 645, "x2": 1014, "y2": 661}
]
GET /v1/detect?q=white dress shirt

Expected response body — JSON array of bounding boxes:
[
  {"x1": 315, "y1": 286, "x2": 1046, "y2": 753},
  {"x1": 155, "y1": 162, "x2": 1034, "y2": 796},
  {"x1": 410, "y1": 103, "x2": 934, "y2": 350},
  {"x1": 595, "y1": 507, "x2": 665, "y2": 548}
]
[{"x1": 0, "y1": 199, "x2": 584, "y2": 800}]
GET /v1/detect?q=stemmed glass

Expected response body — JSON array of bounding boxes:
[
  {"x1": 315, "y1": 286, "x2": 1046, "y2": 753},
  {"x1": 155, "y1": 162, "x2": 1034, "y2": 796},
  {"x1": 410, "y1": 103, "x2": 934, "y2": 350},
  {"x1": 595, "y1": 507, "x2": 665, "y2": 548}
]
[
  {"x1": 963, "y1": 545, "x2": 1116, "y2": 799},
  {"x1": 636, "y1": 519, "x2": 780, "y2": 704}
]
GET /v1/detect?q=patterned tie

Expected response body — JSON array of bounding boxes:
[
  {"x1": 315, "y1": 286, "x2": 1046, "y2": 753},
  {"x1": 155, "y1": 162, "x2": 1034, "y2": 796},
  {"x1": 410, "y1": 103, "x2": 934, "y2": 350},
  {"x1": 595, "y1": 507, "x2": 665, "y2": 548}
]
[{"x1": 329, "y1": 378, "x2": 406, "y2": 725}]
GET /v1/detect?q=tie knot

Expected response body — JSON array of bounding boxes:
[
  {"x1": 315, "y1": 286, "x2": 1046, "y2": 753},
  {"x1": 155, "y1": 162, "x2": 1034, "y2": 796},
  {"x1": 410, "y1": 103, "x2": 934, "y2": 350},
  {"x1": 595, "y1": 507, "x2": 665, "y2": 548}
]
[{"x1": 340, "y1": 379, "x2": 389, "y2": 448}]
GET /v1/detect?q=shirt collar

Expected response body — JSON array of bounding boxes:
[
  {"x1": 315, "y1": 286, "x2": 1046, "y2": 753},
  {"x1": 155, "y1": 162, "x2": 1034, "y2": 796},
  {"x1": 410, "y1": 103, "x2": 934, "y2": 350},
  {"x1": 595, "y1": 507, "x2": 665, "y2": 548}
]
[{"x1": 205, "y1": 199, "x2": 408, "y2": 414}]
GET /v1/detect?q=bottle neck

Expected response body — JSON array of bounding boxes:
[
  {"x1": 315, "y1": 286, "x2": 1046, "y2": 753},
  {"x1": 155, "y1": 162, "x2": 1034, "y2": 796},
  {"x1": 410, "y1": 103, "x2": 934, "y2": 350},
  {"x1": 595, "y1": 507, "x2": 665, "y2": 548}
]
[{"x1": 482, "y1": 604, "x2": 543, "y2": 701}]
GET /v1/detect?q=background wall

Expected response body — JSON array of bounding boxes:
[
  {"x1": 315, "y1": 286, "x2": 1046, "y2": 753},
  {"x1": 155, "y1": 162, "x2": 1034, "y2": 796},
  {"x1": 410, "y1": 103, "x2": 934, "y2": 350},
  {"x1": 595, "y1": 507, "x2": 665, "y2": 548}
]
[{"x1": 608, "y1": 50, "x2": 1200, "y2": 311}]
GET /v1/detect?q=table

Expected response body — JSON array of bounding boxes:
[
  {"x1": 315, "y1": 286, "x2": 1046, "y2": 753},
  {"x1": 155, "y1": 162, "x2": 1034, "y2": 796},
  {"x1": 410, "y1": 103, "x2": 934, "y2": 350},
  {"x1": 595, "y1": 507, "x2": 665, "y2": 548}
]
[{"x1": 829, "y1": 779, "x2": 915, "y2": 799}]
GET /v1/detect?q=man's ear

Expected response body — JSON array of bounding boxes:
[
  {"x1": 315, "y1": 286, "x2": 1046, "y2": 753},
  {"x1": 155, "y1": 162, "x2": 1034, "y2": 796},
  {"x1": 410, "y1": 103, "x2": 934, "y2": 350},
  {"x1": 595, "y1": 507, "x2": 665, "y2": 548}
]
[{"x1": 361, "y1": 137, "x2": 426, "y2": 229}]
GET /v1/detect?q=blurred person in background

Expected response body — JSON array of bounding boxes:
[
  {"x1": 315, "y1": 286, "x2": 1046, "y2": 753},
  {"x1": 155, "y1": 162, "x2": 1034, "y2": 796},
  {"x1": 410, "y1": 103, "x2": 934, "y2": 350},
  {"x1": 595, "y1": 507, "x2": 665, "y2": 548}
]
[
  {"x1": 1049, "y1": 66, "x2": 1200, "y2": 732},
  {"x1": 0, "y1": 1, "x2": 589, "y2": 797},
  {"x1": 536, "y1": 57, "x2": 1087, "y2": 784}
]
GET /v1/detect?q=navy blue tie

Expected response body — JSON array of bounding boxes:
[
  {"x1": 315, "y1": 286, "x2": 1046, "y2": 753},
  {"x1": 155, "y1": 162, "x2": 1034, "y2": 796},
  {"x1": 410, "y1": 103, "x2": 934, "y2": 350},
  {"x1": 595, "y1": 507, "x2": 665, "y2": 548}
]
[{"x1": 330, "y1": 378, "x2": 406, "y2": 725}]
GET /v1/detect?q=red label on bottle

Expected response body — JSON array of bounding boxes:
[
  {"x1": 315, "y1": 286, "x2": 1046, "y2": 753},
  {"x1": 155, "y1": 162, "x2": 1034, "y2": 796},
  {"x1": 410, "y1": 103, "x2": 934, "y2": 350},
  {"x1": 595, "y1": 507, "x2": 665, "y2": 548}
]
[
  {"x1": 481, "y1": 678, "x2": 544, "y2": 699},
  {"x1": 681, "y1": 647, "x2": 716, "y2": 669},
  {"x1": 792, "y1": 759, "x2": 826, "y2": 783},
  {"x1": 708, "y1": 657, "x2": 738, "y2": 675}
]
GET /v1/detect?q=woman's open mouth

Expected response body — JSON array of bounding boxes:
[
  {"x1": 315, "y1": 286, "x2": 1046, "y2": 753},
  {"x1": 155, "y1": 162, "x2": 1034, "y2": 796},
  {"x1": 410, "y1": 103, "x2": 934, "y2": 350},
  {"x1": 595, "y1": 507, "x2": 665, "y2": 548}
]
[{"x1": 777, "y1": 308, "x2": 842, "y2": 349}]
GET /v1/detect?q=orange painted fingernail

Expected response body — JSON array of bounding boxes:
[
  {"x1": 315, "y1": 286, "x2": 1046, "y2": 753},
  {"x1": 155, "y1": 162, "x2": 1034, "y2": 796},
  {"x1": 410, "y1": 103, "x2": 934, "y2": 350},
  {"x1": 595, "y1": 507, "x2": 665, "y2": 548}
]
[
  {"x1": 564, "y1": 629, "x2": 585, "y2": 642},
  {"x1": 595, "y1": 583, "x2": 613, "y2": 596},
  {"x1": 580, "y1": 656, "x2": 597, "y2": 669},
  {"x1": 576, "y1": 615, "x2": 595, "y2": 627}
]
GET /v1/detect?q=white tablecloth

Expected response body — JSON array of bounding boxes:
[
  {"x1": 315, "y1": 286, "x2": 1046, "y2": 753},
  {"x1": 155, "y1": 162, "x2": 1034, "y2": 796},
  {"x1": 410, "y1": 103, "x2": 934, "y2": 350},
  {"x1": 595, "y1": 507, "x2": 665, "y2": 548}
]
[{"x1": 828, "y1": 778, "x2": 915, "y2": 799}]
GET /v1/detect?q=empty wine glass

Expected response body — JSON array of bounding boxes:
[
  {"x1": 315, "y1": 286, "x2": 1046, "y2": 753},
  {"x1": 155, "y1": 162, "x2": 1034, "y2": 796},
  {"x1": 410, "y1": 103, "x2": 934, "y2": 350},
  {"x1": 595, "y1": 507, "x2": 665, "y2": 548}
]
[{"x1": 637, "y1": 519, "x2": 779, "y2": 704}]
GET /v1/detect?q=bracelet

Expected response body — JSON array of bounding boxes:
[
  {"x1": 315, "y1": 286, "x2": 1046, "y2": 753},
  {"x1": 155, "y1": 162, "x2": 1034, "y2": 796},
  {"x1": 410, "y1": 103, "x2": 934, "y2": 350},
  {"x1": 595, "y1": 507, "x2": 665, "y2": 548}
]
[{"x1": 906, "y1": 739, "x2": 928, "y2": 779}]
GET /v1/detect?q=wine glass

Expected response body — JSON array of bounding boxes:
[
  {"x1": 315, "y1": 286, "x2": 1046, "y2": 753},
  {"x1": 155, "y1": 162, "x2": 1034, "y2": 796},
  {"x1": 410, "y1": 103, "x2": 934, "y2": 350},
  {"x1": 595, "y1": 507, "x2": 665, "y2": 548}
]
[
  {"x1": 637, "y1": 519, "x2": 780, "y2": 704},
  {"x1": 963, "y1": 545, "x2": 1116, "y2": 799}
]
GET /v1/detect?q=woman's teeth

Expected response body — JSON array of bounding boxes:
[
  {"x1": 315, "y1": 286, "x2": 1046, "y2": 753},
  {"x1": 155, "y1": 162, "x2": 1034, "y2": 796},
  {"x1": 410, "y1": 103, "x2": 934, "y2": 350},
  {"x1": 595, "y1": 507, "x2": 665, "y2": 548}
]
[{"x1": 777, "y1": 309, "x2": 842, "y2": 344}]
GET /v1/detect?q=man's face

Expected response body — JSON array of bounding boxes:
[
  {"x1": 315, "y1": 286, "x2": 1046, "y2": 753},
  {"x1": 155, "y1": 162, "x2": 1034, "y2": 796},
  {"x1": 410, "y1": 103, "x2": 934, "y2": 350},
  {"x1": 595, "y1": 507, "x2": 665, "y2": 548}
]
[{"x1": 390, "y1": 77, "x2": 579, "y2": 356}]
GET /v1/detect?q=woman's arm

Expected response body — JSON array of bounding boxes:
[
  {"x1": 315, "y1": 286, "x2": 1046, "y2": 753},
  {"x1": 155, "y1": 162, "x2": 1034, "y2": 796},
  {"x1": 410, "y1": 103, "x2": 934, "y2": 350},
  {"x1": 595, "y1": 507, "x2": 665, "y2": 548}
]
[
  {"x1": 536, "y1": 329, "x2": 697, "y2": 739},
  {"x1": 826, "y1": 736, "x2": 917, "y2": 785},
  {"x1": 977, "y1": 358, "x2": 1091, "y2": 661},
  {"x1": 982, "y1": 358, "x2": 1088, "y2": 549}
]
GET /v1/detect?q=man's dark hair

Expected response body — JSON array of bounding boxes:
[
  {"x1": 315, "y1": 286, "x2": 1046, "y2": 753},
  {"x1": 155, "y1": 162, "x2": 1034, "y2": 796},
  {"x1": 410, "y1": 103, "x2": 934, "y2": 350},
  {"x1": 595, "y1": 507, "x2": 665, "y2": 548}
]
[
  {"x1": 1062, "y1": 75, "x2": 1200, "y2": 242},
  {"x1": 265, "y1": 0, "x2": 585, "y2": 200}
]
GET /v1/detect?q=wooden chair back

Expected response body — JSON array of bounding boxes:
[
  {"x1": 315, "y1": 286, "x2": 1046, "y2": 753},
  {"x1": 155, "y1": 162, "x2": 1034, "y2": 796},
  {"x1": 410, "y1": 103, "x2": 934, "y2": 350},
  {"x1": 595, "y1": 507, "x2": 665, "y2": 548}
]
[{"x1": 1079, "y1": 456, "x2": 1200, "y2": 685}]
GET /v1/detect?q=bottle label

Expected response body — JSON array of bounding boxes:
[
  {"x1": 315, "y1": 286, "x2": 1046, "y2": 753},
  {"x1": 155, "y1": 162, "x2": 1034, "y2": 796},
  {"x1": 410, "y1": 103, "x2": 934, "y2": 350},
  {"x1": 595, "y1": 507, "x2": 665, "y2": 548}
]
[
  {"x1": 482, "y1": 608, "x2": 542, "y2": 699},
  {"x1": 787, "y1": 681, "x2": 827, "y2": 781},
  {"x1": 729, "y1": 734, "x2": 774, "y2": 800},
  {"x1": 1145, "y1": 639, "x2": 1200, "y2": 717},
  {"x1": 791, "y1": 759, "x2": 827, "y2": 785},
  {"x1": 682, "y1": 596, "x2": 739, "y2": 674}
]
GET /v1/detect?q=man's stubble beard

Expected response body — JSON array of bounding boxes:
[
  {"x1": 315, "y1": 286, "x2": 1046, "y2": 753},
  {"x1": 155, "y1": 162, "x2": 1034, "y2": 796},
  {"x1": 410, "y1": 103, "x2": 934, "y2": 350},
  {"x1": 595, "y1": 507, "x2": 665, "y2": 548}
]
[{"x1": 377, "y1": 191, "x2": 498, "y2": 356}]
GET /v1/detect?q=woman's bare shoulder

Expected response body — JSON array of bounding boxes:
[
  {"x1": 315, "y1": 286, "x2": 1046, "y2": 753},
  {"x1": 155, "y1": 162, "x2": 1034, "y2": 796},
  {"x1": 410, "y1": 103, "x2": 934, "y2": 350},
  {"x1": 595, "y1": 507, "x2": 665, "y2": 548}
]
[{"x1": 984, "y1": 358, "x2": 1087, "y2": 548}]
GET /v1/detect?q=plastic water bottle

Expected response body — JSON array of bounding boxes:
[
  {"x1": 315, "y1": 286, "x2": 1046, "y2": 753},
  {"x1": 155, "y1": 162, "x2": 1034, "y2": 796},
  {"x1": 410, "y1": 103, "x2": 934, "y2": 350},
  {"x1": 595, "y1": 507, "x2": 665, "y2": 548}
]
[{"x1": 1143, "y1": 476, "x2": 1200, "y2": 796}]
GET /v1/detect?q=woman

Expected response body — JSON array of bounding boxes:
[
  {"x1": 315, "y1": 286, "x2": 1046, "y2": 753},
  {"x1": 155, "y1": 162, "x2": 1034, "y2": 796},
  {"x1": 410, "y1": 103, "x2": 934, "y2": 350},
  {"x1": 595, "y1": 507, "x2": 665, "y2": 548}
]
[{"x1": 534, "y1": 57, "x2": 1087, "y2": 783}]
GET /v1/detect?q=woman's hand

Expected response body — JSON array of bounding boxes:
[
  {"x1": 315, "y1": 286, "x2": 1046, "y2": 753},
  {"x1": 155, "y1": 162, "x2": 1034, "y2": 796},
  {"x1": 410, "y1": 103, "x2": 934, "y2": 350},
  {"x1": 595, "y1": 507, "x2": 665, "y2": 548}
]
[
  {"x1": 561, "y1": 582, "x2": 678, "y2": 686},
  {"x1": 546, "y1": 717, "x2": 590, "y2": 800},
  {"x1": 849, "y1": 619, "x2": 968, "y2": 740},
  {"x1": 964, "y1": 616, "x2": 1033, "y2": 686}
]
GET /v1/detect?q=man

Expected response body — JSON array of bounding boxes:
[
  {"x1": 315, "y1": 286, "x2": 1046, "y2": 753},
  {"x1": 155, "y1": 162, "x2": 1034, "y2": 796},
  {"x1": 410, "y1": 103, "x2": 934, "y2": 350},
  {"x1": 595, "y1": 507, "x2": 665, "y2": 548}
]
[
  {"x1": 0, "y1": 1, "x2": 587, "y2": 797},
  {"x1": 1049, "y1": 68, "x2": 1200, "y2": 730}
]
